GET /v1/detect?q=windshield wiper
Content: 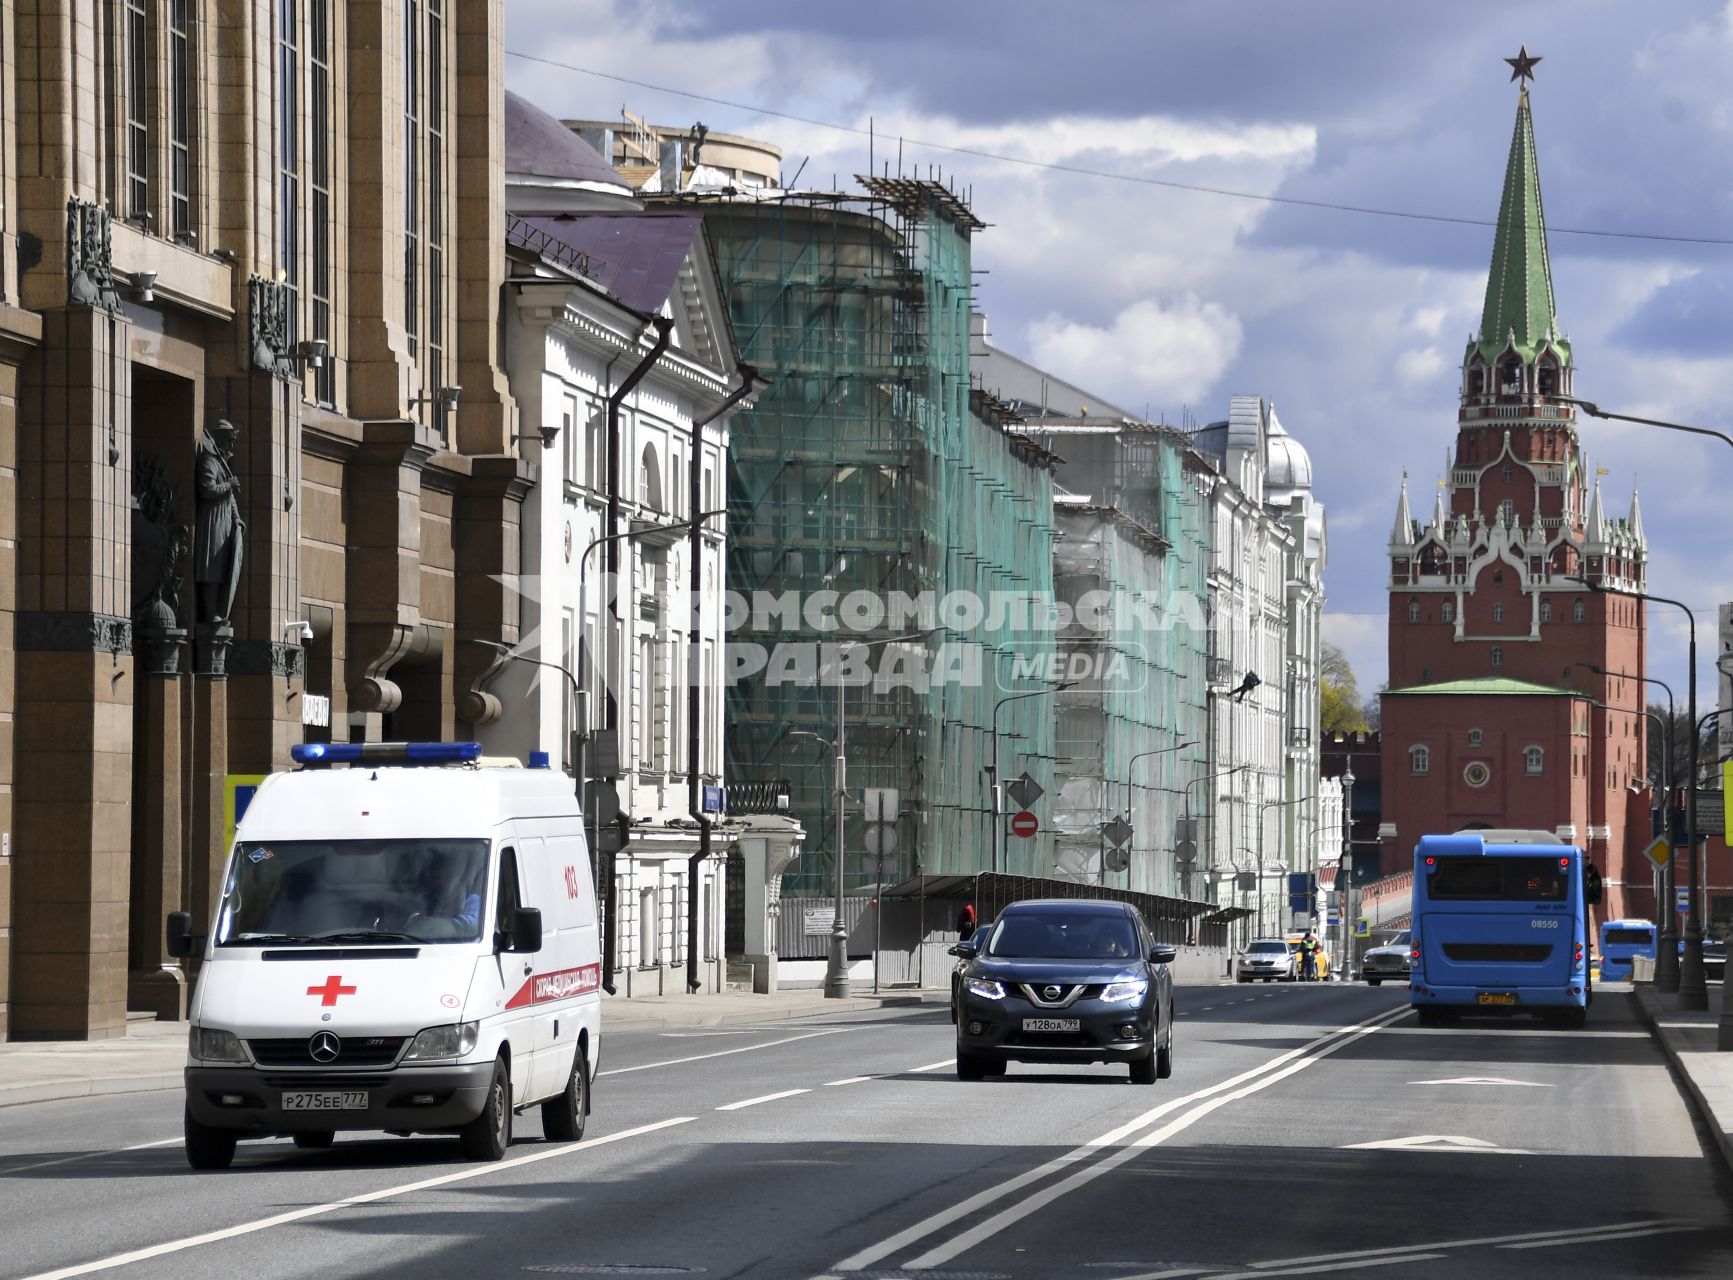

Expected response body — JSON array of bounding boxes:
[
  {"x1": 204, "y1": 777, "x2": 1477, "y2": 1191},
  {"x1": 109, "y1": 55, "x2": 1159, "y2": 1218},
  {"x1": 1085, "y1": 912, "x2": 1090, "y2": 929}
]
[
  {"x1": 310, "y1": 929, "x2": 418, "y2": 943},
  {"x1": 230, "y1": 933, "x2": 317, "y2": 944}
]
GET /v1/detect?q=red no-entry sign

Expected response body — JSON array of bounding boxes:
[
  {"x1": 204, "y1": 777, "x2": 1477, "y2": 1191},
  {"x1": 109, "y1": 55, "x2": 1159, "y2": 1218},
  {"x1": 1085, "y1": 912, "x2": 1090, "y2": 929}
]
[{"x1": 1010, "y1": 811, "x2": 1039, "y2": 839}]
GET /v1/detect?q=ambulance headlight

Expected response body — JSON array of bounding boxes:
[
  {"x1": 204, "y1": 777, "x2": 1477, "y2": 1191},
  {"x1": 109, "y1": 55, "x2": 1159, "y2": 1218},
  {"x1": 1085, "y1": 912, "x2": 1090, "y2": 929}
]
[
  {"x1": 404, "y1": 1022, "x2": 479, "y2": 1060},
  {"x1": 189, "y1": 1025, "x2": 247, "y2": 1064}
]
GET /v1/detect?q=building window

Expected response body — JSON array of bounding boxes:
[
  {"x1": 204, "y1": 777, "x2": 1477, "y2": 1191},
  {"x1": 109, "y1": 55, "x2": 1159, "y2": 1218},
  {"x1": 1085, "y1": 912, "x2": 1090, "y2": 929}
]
[
  {"x1": 1573, "y1": 599, "x2": 1585, "y2": 623},
  {"x1": 1525, "y1": 746, "x2": 1544, "y2": 775},
  {"x1": 1490, "y1": 647, "x2": 1503, "y2": 668},
  {"x1": 1442, "y1": 600, "x2": 1453, "y2": 624},
  {"x1": 1468, "y1": 729, "x2": 1482, "y2": 747},
  {"x1": 425, "y1": 0, "x2": 446, "y2": 400},
  {"x1": 308, "y1": 0, "x2": 334, "y2": 405},
  {"x1": 122, "y1": 0, "x2": 149, "y2": 220},
  {"x1": 1408, "y1": 600, "x2": 1420, "y2": 623},
  {"x1": 586, "y1": 405, "x2": 605, "y2": 490},
  {"x1": 1410, "y1": 745, "x2": 1430, "y2": 775},
  {"x1": 169, "y1": 0, "x2": 195, "y2": 240},
  {"x1": 1493, "y1": 602, "x2": 1504, "y2": 623},
  {"x1": 1503, "y1": 466, "x2": 1513, "y2": 483},
  {"x1": 639, "y1": 886, "x2": 659, "y2": 966},
  {"x1": 403, "y1": 0, "x2": 420, "y2": 367},
  {"x1": 641, "y1": 443, "x2": 663, "y2": 512},
  {"x1": 278, "y1": 0, "x2": 301, "y2": 346},
  {"x1": 1498, "y1": 499, "x2": 1514, "y2": 525},
  {"x1": 1541, "y1": 599, "x2": 1551, "y2": 623}
]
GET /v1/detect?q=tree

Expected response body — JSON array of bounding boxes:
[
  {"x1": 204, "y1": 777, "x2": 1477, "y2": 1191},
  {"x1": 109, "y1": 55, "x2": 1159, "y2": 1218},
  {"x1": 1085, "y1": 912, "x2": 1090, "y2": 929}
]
[
  {"x1": 1645, "y1": 701, "x2": 1720, "y2": 791},
  {"x1": 1361, "y1": 686, "x2": 1384, "y2": 733},
  {"x1": 1321, "y1": 641, "x2": 1369, "y2": 735}
]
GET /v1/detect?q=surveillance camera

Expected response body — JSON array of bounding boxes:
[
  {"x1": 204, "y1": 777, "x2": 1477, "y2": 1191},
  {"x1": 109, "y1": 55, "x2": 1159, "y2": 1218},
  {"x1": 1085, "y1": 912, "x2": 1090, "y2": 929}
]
[
  {"x1": 130, "y1": 270, "x2": 157, "y2": 303},
  {"x1": 284, "y1": 620, "x2": 314, "y2": 642},
  {"x1": 441, "y1": 385, "x2": 462, "y2": 411}
]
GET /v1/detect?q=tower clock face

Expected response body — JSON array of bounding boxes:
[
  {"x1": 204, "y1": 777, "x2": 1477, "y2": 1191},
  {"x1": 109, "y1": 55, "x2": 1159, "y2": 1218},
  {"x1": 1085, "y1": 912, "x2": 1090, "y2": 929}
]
[{"x1": 1463, "y1": 761, "x2": 1492, "y2": 788}]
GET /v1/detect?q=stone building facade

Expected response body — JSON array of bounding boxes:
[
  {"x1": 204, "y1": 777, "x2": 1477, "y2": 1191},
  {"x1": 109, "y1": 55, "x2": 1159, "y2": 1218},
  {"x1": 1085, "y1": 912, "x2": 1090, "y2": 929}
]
[{"x1": 2, "y1": 0, "x2": 526, "y2": 1039}]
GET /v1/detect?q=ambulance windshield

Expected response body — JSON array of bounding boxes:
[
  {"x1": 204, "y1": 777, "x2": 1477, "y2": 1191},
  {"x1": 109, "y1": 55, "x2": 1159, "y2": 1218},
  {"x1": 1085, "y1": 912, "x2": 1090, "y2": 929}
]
[{"x1": 215, "y1": 838, "x2": 491, "y2": 946}]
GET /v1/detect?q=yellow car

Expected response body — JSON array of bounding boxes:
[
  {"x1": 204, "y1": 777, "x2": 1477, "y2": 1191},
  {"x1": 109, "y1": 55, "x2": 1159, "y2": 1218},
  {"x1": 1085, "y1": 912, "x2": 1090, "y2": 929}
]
[{"x1": 1284, "y1": 935, "x2": 1331, "y2": 981}]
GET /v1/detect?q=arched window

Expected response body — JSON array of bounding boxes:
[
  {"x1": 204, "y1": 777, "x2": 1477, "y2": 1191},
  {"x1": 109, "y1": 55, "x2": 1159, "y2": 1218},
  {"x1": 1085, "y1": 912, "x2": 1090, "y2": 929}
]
[
  {"x1": 1469, "y1": 366, "x2": 1484, "y2": 395},
  {"x1": 1498, "y1": 499, "x2": 1514, "y2": 525},
  {"x1": 1442, "y1": 600, "x2": 1454, "y2": 624},
  {"x1": 1408, "y1": 600, "x2": 1420, "y2": 623},
  {"x1": 1541, "y1": 599, "x2": 1552, "y2": 623},
  {"x1": 1502, "y1": 466, "x2": 1513, "y2": 483},
  {"x1": 1538, "y1": 362, "x2": 1556, "y2": 396},
  {"x1": 1491, "y1": 647, "x2": 1504, "y2": 668},
  {"x1": 1525, "y1": 746, "x2": 1544, "y2": 775},
  {"x1": 1468, "y1": 729, "x2": 1483, "y2": 747},
  {"x1": 1493, "y1": 602, "x2": 1504, "y2": 623},
  {"x1": 1573, "y1": 599, "x2": 1585, "y2": 623},
  {"x1": 1410, "y1": 745, "x2": 1430, "y2": 775},
  {"x1": 1501, "y1": 358, "x2": 1521, "y2": 392},
  {"x1": 640, "y1": 443, "x2": 663, "y2": 513}
]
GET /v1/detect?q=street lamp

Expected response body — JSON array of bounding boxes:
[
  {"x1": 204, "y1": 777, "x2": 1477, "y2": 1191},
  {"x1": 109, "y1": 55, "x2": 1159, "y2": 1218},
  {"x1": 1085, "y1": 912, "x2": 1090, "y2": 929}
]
[
  {"x1": 1256, "y1": 794, "x2": 1310, "y2": 939},
  {"x1": 1340, "y1": 767, "x2": 1355, "y2": 981},
  {"x1": 1557, "y1": 397, "x2": 1733, "y2": 452},
  {"x1": 1118, "y1": 740, "x2": 1196, "y2": 893},
  {"x1": 1572, "y1": 575, "x2": 1709, "y2": 1010},
  {"x1": 985, "y1": 680, "x2": 1074, "y2": 876},
  {"x1": 816, "y1": 629, "x2": 935, "y2": 999},
  {"x1": 1573, "y1": 660, "x2": 1679, "y2": 990}
]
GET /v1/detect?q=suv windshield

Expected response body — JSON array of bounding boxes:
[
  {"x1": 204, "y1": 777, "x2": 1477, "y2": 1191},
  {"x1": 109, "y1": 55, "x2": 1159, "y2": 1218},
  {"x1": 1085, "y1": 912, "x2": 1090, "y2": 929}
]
[
  {"x1": 215, "y1": 838, "x2": 490, "y2": 946},
  {"x1": 1247, "y1": 941, "x2": 1289, "y2": 954},
  {"x1": 984, "y1": 911, "x2": 1140, "y2": 960}
]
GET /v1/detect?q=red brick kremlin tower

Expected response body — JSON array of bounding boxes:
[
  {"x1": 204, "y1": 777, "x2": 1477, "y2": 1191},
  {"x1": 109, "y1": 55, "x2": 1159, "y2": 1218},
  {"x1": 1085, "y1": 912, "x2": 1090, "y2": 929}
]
[{"x1": 1379, "y1": 55, "x2": 1651, "y2": 925}]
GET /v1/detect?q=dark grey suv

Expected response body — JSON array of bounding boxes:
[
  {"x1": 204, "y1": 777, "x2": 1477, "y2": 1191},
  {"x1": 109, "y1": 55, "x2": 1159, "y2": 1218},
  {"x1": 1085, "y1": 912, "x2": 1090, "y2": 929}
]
[{"x1": 950, "y1": 899, "x2": 1176, "y2": 1083}]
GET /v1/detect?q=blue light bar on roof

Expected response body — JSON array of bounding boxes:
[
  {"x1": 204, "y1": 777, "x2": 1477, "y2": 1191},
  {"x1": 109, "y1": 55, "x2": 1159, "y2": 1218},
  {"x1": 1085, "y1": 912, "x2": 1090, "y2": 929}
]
[{"x1": 290, "y1": 741, "x2": 483, "y2": 766}]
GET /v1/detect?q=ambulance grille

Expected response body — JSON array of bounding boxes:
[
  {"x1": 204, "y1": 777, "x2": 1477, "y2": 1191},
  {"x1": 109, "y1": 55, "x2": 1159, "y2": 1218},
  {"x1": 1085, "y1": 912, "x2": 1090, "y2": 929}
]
[{"x1": 248, "y1": 1036, "x2": 407, "y2": 1067}]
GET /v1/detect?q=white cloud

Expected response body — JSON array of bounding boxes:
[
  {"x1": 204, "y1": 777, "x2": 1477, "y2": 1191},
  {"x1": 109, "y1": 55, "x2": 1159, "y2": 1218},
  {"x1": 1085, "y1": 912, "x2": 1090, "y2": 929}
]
[
  {"x1": 1395, "y1": 347, "x2": 1445, "y2": 386},
  {"x1": 1025, "y1": 296, "x2": 1243, "y2": 408}
]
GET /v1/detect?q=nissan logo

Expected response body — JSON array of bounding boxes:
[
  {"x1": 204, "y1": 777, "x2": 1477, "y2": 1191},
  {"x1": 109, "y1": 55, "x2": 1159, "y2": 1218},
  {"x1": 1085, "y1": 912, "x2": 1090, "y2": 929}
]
[
  {"x1": 308, "y1": 1031, "x2": 341, "y2": 1064},
  {"x1": 1042, "y1": 985, "x2": 1062, "y2": 1001}
]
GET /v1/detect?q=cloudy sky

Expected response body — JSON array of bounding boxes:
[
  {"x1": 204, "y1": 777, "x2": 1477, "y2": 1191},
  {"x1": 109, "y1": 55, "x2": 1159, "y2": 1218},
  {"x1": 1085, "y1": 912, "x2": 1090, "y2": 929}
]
[{"x1": 506, "y1": 1, "x2": 1733, "y2": 712}]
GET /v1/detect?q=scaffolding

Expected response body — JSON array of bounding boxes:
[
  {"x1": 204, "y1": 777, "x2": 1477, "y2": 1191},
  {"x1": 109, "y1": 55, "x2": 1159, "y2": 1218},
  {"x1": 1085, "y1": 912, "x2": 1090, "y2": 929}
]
[{"x1": 692, "y1": 180, "x2": 1057, "y2": 897}]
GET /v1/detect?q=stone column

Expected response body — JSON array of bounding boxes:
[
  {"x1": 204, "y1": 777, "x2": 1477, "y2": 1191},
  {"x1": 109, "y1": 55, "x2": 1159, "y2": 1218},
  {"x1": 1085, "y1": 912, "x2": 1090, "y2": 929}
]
[
  {"x1": 186, "y1": 664, "x2": 229, "y2": 961},
  {"x1": 737, "y1": 815, "x2": 805, "y2": 994},
  {"x1": 128, "y1": 667, "x2": 186, "y2": 1020}
]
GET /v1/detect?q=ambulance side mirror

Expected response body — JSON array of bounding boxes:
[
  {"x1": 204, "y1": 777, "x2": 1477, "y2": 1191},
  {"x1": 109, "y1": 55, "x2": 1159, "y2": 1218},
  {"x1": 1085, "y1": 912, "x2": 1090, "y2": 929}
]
[
  {"x1": 166, "y1": 911, "x2": 195, "y2": 959},
  {"x1": 507, "y1": 907, "x2": 543, "y2": 954}
]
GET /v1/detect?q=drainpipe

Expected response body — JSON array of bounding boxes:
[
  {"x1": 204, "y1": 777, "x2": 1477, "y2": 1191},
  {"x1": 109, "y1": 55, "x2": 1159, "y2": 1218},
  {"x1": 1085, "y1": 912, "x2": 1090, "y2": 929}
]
[
  {"x1": 687, "y1": 363, "x2": 758, "y2": 993},
  {"x1": 600, "y1": 315, "x2": 674, "y2": 996}
]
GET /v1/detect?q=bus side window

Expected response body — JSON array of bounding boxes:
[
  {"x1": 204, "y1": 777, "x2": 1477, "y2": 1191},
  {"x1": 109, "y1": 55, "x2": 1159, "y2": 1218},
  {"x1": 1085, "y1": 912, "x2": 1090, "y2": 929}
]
[
  {"x1": 494, "y1": 848, "x2": 521, "y2": 950},
  {"x1": 1583, "y1": 863, "x2": 1603, "y2": 906}
]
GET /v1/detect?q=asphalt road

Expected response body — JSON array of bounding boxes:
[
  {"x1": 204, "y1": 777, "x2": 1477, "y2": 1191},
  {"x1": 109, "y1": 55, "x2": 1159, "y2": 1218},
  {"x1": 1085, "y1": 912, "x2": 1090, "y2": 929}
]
[{"x1": 1, "y1": 983, "x2": 1729, "y2": 1280}]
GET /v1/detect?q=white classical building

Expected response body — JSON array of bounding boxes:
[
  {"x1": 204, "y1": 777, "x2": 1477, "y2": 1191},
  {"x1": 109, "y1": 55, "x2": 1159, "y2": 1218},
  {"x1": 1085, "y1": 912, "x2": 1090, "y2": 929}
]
[
  {"x1": 474, "y1": 93, "x2": 751, "y2": 994},
  {"x1": 1192, "y1": 396, "x2": 1327, "y2": 938}
]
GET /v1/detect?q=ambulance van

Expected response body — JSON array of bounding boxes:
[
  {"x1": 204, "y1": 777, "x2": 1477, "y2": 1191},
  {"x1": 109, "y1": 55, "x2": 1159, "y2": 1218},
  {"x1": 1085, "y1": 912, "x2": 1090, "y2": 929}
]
[{"x1": 167, "y1": 741, "x2": 600, "y2": 1170}]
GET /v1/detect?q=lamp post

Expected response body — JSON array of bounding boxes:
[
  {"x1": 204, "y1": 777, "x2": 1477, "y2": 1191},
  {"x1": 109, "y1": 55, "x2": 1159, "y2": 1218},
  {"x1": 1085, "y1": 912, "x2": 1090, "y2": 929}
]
[
  {"x1": 1122, "y1": 740, "x2": 1197, "y2": 893},
  {"x1": 1574, "y1": 661, "x2": 1679, "y2": 989},
  {"x1": 815, "y1": 629, "x2": 934, "y2": 999},
  {"x1": 1256, "y1": 794, "x2": 1310, "y2": 940},
  {"x1": 985, "y1": 681, "x2": 1072, "y2": 876},
  {"x1": 1340, "y1": 767, "x2": 1355, "y2": 981},
  {"x1": 1572, "y1": 575, "x2": 1708, "y2": 1010}
]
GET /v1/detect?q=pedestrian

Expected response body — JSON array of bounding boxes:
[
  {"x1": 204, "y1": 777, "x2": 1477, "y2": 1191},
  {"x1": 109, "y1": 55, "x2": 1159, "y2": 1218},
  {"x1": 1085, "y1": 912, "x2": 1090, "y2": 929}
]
[
  {"x1": 957, "y1": 901, "x2": 976, "y2": 942},
  {"x1": 1298, "y1": 928, "x2": 1321, "y2": 981}
]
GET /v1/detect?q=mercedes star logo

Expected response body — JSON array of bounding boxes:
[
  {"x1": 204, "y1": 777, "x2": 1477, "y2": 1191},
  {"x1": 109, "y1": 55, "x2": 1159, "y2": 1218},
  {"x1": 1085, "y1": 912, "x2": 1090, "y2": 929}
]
[
  {"x1": 308, "y1": 1031, "x2": 341, "y2": 1064},
  {"x1": 1043, "y1": 985, "x2": 1062, "y2": 1001}
]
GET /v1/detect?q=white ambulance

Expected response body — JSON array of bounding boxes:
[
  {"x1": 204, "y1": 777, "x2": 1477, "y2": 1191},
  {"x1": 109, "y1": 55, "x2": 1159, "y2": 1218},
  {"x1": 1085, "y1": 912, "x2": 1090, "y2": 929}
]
[{"x1": 168, "y1": 741, "x2": 601, "y2": 1170}]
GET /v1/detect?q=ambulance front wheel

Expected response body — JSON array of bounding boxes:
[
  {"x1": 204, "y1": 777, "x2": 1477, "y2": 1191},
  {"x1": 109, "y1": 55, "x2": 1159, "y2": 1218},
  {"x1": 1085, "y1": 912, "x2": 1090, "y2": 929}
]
[
  {"x1": 458, "y1": 1058, "x2": 512, "y2": 1161},
  {"x1": 184, "y1": 1106, "x2": 238, "y2": 1171},
  {"x1": 541, "y1": 1044, "x2": 589, "y2": 1143}
]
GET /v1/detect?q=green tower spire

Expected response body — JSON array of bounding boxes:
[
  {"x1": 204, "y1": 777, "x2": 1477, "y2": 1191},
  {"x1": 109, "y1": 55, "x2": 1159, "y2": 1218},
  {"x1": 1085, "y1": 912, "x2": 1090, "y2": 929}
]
[{"x1": 1473, "y1": 86, "x2": 1569, "y2": 368}]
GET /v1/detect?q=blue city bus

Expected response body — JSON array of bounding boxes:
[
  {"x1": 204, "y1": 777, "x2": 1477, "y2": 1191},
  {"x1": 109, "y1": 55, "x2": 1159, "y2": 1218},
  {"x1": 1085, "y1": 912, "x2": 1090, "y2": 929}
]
[
  {"x1": 1597, "y1": 918, "x2": 1657, "y2": 981},
  {"x1": 1409, "y1": 830, "x2": 1600, "y2": 1027}
]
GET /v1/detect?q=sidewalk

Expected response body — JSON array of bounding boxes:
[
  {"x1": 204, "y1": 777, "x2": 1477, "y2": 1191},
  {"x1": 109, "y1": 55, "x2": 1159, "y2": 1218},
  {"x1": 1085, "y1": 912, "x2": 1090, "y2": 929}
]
[
  {"x1": 1634, "y1": 984, "x2": 1733, "y2": 1175},
  {"x1": 0, "y1": 986, "x2": 944, "y2": 1111}
]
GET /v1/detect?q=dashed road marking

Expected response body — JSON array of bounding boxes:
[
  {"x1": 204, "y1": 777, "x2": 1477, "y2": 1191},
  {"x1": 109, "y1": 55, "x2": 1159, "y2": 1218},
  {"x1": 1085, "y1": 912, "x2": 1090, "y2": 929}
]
[{"x1": 717, "y1": 1088, "x2": 810, "y2": 1111}]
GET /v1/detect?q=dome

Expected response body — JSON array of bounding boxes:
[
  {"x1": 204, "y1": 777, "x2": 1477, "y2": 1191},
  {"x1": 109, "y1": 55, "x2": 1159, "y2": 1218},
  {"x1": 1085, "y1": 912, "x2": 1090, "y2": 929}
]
[
  {"x1": 504, "y1": 92, "x2": 634, "y2": 201},
  {"x1": 1264, "y1": 406, "x2": 1313, "y2": 498}
]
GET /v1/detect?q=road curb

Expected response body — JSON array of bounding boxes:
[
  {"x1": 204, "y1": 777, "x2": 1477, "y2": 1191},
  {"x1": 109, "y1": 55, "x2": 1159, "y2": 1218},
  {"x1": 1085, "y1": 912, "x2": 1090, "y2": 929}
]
[
  {"x1": 602, "y1": 992, "x2": 938, "y2": 1033},
  {"x1": 1634, "y1": 986, "x2": 1733, "y2": 1178},
  {"x1": 0, "y1": 1072, "x2": 184, "y2": 1111}
]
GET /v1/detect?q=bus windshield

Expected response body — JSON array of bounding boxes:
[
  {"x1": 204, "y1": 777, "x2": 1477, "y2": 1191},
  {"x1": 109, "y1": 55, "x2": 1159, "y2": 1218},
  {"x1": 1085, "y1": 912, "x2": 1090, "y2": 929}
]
[{"x1": 1426, "y1": 856, "x2": 1570, "y2": 902}]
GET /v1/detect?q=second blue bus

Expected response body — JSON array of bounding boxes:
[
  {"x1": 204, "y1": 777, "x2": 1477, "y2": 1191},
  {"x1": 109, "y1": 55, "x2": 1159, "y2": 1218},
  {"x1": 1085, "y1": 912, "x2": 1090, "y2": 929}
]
[{"x1": 1409, "y1": 830, "x2": 1599, "y2": 1027}]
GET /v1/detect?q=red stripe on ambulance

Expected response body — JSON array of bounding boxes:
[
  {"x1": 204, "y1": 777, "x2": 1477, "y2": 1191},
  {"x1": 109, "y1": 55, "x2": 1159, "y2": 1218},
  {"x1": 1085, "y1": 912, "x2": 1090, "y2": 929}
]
[{"x1": 504, "y1": 962, "x2": 601, "y2": 1009}]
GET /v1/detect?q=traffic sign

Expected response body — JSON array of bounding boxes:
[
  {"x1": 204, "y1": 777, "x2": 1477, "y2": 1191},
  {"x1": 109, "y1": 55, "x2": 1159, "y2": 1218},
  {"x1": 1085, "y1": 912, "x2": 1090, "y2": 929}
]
[
  {"x1": 863, "y1": 822, "x2": 898, "y2": 859},
  {"x1": 1102, "y1": 815, "x2": 1134, "y2": 848},
  {"x1": 1010, "y1": 811, "x2": 1039, "y2": 839},
  {"x1": 1103, "y1": 845, "x2": 1129, "y2": 874},
  {"x1": 864, "y1": 787, "x2": 899, "y2": 823},
  {"x1": 1006, "y1": 772, "x2": 1044, "y2": 811},
  {"x1": 1642, "y1": 836, "x2": 1671, "y2": 872},
  {"x1": 1353, "y1": 918, "x2": 1371, "y2": 939},
  {"x1": 1678, "y1": 886, "x2": 1691, "y2": 914}
]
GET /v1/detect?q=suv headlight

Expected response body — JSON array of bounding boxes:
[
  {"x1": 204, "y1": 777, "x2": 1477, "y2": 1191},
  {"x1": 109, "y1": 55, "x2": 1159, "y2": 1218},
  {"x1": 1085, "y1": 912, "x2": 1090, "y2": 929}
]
[
  {"x1": 1101, "y1": 979, "x2": 1149, "y2": 1004},
  {"x1": 965, "y1": 978, "x2": 1006, "y2": 1000},
  {"x1": 404, "y1": 1022, "x2": 480, "y2": 1061},
  {"x1": 189, "y1": 1025, "x2": 247, "y2": 1064}
]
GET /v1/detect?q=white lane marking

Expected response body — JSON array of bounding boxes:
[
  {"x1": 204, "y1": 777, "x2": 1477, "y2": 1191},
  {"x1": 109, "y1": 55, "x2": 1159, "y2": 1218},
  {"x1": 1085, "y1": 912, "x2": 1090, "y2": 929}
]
[
  {"x1": 1409, "y1": 1076, "x2": 1549, "y2": 1087},
  {"x1": 1241, "y1": 1218, "x2": 1695, "y2": 1269},
  {"x1": 907, "y1": 1058, "x2": 955, "y2": 1073},
  {"x1": 824, "y1": 1076, "x2": 874, "y2": 1088},
  {"x1": 831, "y1": 1005, "x2": 1407, "y2": 1274},
  {"x1": 1500, "y1": 1224, "x2": 1701, "y2": 1249},
  {"x1": 1385, "y1": 1026, "x2": 1647, "y2": 1038},
  {"x1": 1203, "y1": 1254, "x2": 1448, "y2": 1279},
  {"x1": 1199, "y1": 1006, "x2": 1215, "y2": 1012},
  {"x1": 717, "y1": 1088, "x2": 810, "y2": 1111},
  {"x1": 4, "y1": 1136, "x2": 182, "y2": 1175},
  {"x1": 1343, "y1": 1134, "x2": 1531, "y2": 1154},
  {"x1": 599, "y1": 1027, "x2": 850, "y2": 1076},
  {"x1": 900, "y1": 1007, "x2": 1410, "y2": 1271},
  {"x1": 18, "y1": 1116, "x2": 696, "y2": 1280}
]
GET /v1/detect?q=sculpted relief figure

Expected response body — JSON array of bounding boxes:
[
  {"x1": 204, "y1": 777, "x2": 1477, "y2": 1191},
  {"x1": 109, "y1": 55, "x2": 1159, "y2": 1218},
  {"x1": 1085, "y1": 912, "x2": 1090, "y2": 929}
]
[{"x1": 195, "y1": 420, "x2": 245, "y2": 626}]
